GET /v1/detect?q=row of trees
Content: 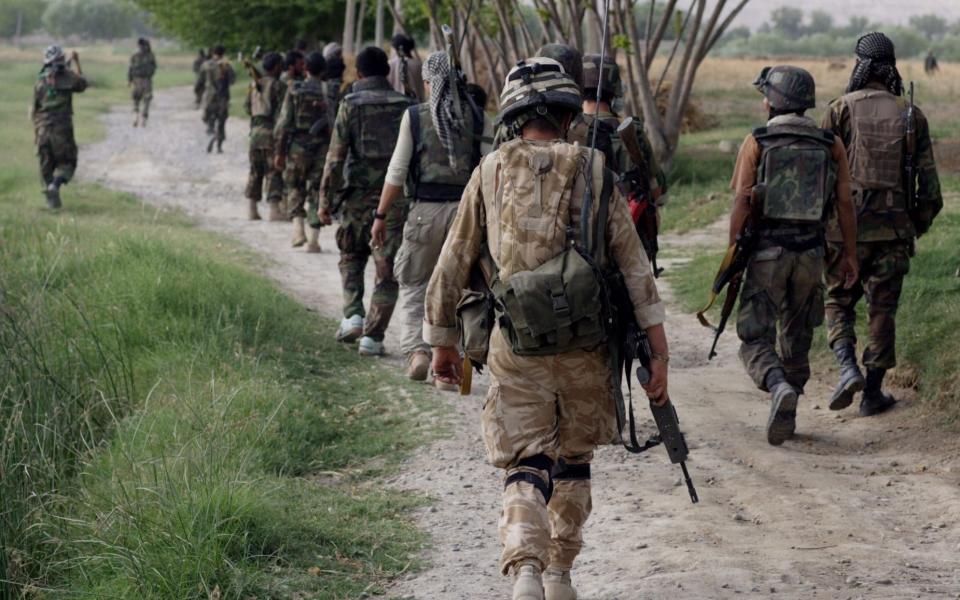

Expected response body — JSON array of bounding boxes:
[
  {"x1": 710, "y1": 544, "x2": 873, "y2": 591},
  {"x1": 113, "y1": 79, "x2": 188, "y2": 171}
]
[{"x1": 0, "y1": 0, "x2": 147, "y2": 41}]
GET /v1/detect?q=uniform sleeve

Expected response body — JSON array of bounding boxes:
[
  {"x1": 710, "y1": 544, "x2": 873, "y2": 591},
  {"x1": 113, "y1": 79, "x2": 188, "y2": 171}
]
[
  {"x1": 384, "y1": 109, "x2": 414, "y2": 187},
  {"x1": 319, "y1": 101, "x2": 351, "y2": 205},
  {"x1": 913, "y1": 107, "x2": 943, "y2": 235},
  {"x1": 128, "y1": 56, "x2": 134, "y2": 82},
  {"x1": 423, "y1": 166, "x2": 486, "y2": 347},
  {"x1": 243, "y1": 85, "x2": 252, "y2": 116},
  {"x1": 273, "y1": 92, "x2": 295, "y2": 155},
  {"x1": 606, "y1": 187, "x2": 666, "y2": 329},
  {"x1": 729, "y1": 133, "x2": 760, "y2": 201}
]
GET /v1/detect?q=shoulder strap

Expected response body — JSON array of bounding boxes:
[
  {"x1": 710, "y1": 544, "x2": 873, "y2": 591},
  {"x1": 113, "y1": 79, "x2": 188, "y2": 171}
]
[
  {"x1": 408, "y1": 105, "x2": 422, "y2": 191},
  {"x1": 594, "y1": 167, "x2": 614, "y2": 261},
  {"x1": 468, "y1": 98, "x2": 483, "y2": 169}
]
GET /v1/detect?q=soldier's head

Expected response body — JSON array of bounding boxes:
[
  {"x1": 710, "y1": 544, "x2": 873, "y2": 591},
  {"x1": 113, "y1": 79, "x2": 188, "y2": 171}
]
[
  {"x1": 846, "y1": 32, "x2": 903, "y2": 96},
  {"x1": 753, "y1": 65, "x2": 815, "y2": 117},
  {"x1": 212, "y1": 45, "x2": 226, "y2": 58},
  {"x1": 323, "y1": 42, "x2": 345, "y2": 79},
  {"x1": 285, "y1": 50, "x2": 305, "y2": 76},
  {"x1": 305, "y1": 52, "x2": 326, "y2": 78},
  {"x1": 137, "y1": 38, "x2": 150, "y2": 51},
  {"x1": 262, "y1": 51, "x2": 283, "y2": 76},
  {"x1": 392, "y1": 34, "x2": 415, "y2": 58},
  {"x1": 582, "y1": 54, "x2": 622, "y2": 108},
  {"x1": 295, "y1": 39, "x2": 309, "y2": 52},
  {"x1": 43, "y1": 45, "x2": 65, "y2": 66},
  {"x1": 356, "y1": 46, "x2": 390, "y2": 79},
  {"x1": 536, "y1": 44, "x2": 584, "y2": 91},
  {"x1": 497, "y1": 57, "x2": 582, "y2": 139}
]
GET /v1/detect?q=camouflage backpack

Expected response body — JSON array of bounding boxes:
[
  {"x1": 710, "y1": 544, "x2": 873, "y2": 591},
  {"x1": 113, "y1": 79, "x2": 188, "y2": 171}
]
[
  {"x1": 753, "y1": 120, "x2": 836, "y2": 224},
  {"x1": 292, "y1": 79, "x2": 328, "y2": 135}
]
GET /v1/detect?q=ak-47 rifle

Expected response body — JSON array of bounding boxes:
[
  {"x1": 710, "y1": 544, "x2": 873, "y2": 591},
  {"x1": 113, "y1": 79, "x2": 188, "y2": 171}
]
[
  {"x1": 905, "y1": 81, "x2": 917, "y2": 214},
  {"x1": 616, "y1": 118, "x2": 661, "y2": 277},
  {"x1": 697, "y1": 183, "x2": 765, "y2": 360},
  {"x1": 241, "y1": 46, "x2": 263, "y2": 91},
  {"x1": 441, "y1": 24, "x2": 467, "y2": 169}
]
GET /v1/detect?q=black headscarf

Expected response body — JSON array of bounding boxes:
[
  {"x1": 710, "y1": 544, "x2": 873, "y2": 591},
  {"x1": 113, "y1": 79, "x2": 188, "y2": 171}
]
[{"x1": 846, "y1": 32, "x2": 904, "y2": 96}]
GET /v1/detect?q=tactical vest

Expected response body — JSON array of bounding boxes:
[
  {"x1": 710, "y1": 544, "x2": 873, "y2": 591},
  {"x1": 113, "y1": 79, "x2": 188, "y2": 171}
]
[
  {"x1": 844, "y1": 89, "x2": 907, "y2": 212},
  {"x1": 291, "y1": 79, "x2": 328, "y2": 135},
  {"x1": 129, "y1": 52, "x2": 155, "y2": 78},
  {"x1": 325, "y1": 79, "x2": 342, "y2": 127},
  {"x1": 405, "y1": 103, "x2": 482, "y2": 201},
  {"x1": 249, "y1": 77, "x2": 276, "y2": 120},
  {"x1": 484, "y1": 141, "x2": 614, "y2": 356},
  {"x1": 568, "y1": 113, "x2": 621, "y2": 174},
  {"x1": 34, "y1": 67, "x2": 83, "y2": 126},
  {"x1": 341, "y1": 79, "x2": 412, "y2": 189},
  {"x1": 753, "y1": 122, "x2": 836, "y2": 226}
]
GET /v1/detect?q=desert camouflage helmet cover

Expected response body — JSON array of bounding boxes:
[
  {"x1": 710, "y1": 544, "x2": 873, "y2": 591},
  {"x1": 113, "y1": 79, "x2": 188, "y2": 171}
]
[
  {"x1": 496, "y1": 57, "x2": 582, "y2": 126},
  {"x1": 44, "y1": 45, "x2": 65, "y2": 65},
  {"x1": 753, "y1": 65, "x2": 816, "y2": 112},
  {"x1": 582, "y1": 53, "x2": 623, "y2": 97}
]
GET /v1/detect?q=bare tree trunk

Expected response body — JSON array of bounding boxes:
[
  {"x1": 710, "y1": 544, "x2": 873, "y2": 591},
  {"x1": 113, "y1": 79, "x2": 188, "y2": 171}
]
[
  {"x1": 354, "y1": 0, "x2": 368, "y2": 54},
  {"x1": 375, "y1": 0, "x2": 385, "y2": 47},
  {"x1": 344, "y1": 0, "x2": 357, "y2": 54},
  {"x1": 644, "y1": 0, "x2": 678, "y2": 70},
  {"x1": 14, "y1": 10, "x2": 23, "y2": 48},
  {"x1": 393, "y1": 0, "x2": 404, "y2": 35},
  {"x1": 654, "y1": 1, "x2": 694, "y2": 98}
]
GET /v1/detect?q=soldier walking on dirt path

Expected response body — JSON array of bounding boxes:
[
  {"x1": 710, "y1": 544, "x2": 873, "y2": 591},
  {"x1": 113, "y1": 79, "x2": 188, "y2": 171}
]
[
  {"x1": 128, "y1": 38, "x2": 156, "y2": 128},
  {"x1": 388, "y1": 34, "x2": 424, "y2": 102},
  {"x1": 200, "y1": 45, "x2": 236, "y2": 154},
  {"x1": 821, "y1": 32, "x2": 943, "y2": 417},
  {"x1": 729, "y1": 65, "x2": 860, "y2": 446},
  {"x1": 371, "y1": 50, "x2": 492, "y2": 386},
  {"x1": 274, "y1": 52, "x2": 332, "y2": 250},
  {"x1": 425, "y1": 57, "x2": 669, "y2": 600},
  {"x1": 192, "y1": 49, "x2": 207, "y2": 109},
  {"x1": 317, "y1": 46, "x2": 413, "y2": 357},
  {"x1": 31, "y1": 45, "x2": 87, "y2": 209},
  {"x1": 243, "y1": 51, "x2": 285, "y2": 222}
]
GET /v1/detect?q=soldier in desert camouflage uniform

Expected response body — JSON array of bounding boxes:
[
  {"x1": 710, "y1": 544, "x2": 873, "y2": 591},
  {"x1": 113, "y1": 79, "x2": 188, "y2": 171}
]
[
  {"x1": 128, "y1": 38, "x2": 156, "y2": 127},
  {"x1": 425, "y1": 57, "x2": 669, "y2": 600},
  {"x1": 243, "y1": 51, "x2": 285, "y2": 222},
  {"x1": 821, "y1": 32, "x2": 942, "y2": 417},
  {"x1": 275, "y1": 52, "x2": 331, "y2": 250},
  {"x1": 200, "y1": 45, "x2": 236, "y2": 153},
  {"x1": 318, "y1": 46, "x2": 413, "y2": 356},
  {"x1": 729, "y1": 65, "x2": 859, "y2": 445},
  {"x1": 31, "y1": 45, "x2": 87, "y2": 209}
]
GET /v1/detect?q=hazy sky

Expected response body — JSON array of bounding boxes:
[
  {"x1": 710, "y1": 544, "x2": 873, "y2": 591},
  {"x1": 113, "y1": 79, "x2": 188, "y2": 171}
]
[{"x1": 732, "y1": 0, "x2": 960, "y2": 30}]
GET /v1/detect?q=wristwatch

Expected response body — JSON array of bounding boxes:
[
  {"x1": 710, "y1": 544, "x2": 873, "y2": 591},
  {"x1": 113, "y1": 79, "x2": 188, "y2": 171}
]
[{"x1": 372, "y1": 209, "x2": 386, "y2": 220}]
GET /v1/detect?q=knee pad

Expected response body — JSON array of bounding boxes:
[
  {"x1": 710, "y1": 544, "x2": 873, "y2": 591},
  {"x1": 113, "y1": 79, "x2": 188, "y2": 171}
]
[
  {"x1": 552, "y1": 459, "x2": 591, "y2": 481},
  {"x1": 505, "y1": 454, "x2": 554, "y2": 503}
]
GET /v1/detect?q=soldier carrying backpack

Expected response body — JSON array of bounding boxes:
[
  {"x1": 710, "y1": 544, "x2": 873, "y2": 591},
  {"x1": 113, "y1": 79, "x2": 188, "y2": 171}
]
[{"x1": 728, "y1": 65, "x2": 859, "y2": 446}]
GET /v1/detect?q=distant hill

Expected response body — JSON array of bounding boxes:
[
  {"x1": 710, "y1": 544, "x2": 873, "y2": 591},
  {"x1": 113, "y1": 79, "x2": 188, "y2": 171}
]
[{"x1": 735, "y1": 0, "x2": 960, "y2": 30}]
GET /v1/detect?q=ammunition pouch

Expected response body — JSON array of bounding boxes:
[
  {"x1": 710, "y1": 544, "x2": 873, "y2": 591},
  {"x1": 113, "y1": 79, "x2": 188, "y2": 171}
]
[{"x1": 457, "y1": 288, "x2": 495, "y2": 366}]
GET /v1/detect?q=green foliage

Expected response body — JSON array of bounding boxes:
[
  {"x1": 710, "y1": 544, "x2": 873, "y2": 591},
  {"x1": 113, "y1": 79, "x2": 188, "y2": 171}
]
[
  {"x1": 42, "y1": 0, "x2": 138, "y2": 40},
  {"x1": 910, "y1": 13, "x2": 949, "y2": 40},
  {"x1": 0, "y1": 0, "x2": 47, "y2": 38},
  {"x1": 718, "y1": 26, "x2": 936, "y2": 60},
  {"x1": 769, "y1": 6, "x2": 805, "y2": 39}
]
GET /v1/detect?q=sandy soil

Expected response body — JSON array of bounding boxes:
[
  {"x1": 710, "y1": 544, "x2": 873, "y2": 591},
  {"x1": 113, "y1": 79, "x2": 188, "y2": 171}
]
[{"x1": 83, "y1": 87, "x2": 960, "y2": 600}]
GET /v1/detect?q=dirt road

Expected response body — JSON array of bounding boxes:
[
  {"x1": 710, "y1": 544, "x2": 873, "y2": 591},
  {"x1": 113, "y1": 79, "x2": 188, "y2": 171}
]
[{"x1": 84, "y1": 87, "x2": 960, "y2": 600}]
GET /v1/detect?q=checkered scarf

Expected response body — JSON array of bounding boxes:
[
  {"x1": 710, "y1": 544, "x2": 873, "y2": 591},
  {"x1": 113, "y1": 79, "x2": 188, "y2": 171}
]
[
  {"x1": 846, "y1": 32, "x2": 904, "y2": 96},
  {"x1": 423, "y1": 51, "x2": 466, "y2": 160}
]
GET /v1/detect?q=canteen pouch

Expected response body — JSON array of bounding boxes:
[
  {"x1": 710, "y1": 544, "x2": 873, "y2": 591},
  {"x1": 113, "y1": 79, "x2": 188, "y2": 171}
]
[{"x1": 457, "y1": 289, "x2": 495, "y2": 366}]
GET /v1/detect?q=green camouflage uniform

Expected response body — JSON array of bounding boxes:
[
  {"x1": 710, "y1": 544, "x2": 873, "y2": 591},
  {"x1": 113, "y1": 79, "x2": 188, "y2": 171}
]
[
  {"x1": 423, "y1": 138, "x2": 664, "y2": 575},
  {"x1": 128, "y1": 49, "x2": 156, "y2": 121},
  {"x1": 319, "y1": 76, "x2": 412, "y2": 341},
  {"x1": 200, "y1": 57, "x2": 236, "y2": 143},
  {"x1": 821, "y1": 83, "x2": 942, "y2": 370},
  {"x1": 32, "y1": 63, "x2": 87, "y2": 187},
  {"x1": 244, "y1": 75, "x2": 284, "y2": 205},
  {"x1": 192, "y1": 53, "x2": 206, "y2": 107},
  {"x1": 567, "y1": 111, "x2": 662, "y2": 189},
  {"x1": 274, "y1": 77, "x2": 331, "y2": 221}
]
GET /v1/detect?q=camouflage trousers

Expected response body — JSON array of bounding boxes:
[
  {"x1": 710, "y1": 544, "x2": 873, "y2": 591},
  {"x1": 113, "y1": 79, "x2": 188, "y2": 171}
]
[
  {"x1": 335, "y1": 192, "x2": 404, "y2": 341},
  {"x1": 36, "y1": 124, "x2": 78, "y2": 186},
  {"x1": 282, "y1": 143, "x2": 324, "y2": 221},
  {"x1": 825, "y1": 241, "x2": 911, "y2": 370},
  {"x1": 131, "y1": 77, "x2": 152, "y2": 119},
  {"x1": 246, "y1": 147, "x2": 283, "y2": 204},
  {"x1": 394, "y1": 201, "x2": 460, "y2": 357},
  {"x1": 193, "y1": 79, "x2": 204, "y2": 107},
  {"x1": 486, "y1": 327, "x2": 617, "y2": 574},
  {"x1": 202, "y1": 99, "x2": 228, "y2": 142},
  {"x1": 736, "y1": 243, "x2": 825, "y2": 392}
]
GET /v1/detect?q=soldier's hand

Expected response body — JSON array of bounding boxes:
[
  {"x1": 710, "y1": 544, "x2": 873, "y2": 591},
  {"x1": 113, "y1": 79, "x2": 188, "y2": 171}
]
[
  {"x1": 432, "y1": 346, "x2": 462, "y2": 386},
  {"x1": 274, "y1": 155, "x2": 285, "y2": 171},
  {"x1": 371, "y1": 218, "x2": 387, "y2": 248},
  {"x1": 643, "y1": 359, "x2": 669, "y2": 407},
  {"x1": 317, "y1": 207, "x2": 333, "y2": 225},
  {"x1": 840, "y1": 252, "x2": 859, "y2": 289}
]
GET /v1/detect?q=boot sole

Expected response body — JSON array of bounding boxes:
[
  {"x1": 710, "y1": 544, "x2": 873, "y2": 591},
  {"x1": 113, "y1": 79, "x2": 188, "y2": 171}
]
[
  {"x1": 336, "y1": 328, "x2": 363, "y2": 343},
  {"x1": 767, "y1": 387, "x2": 798, "y2": 446},
  {"x1": 859, "y1": 397, "x2": 897, "y2": 417},
  {"x1": 829, "y1": 377, "x2": 865, "y2": 411}
]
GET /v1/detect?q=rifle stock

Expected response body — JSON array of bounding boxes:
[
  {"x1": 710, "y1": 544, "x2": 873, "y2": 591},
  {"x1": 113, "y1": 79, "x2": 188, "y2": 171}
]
[{"x1": 616, "y1": 118, "x2": 661, "y2": 276}]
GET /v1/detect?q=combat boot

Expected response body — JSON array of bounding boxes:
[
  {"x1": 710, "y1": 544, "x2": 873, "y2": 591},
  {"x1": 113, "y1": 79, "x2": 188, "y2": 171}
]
[
  {"x1": 267, "y1": 201, "x2": 284, "y2": 222},
  {"x1": 512, "y1": 562, "x2": 544, "y2": 600},
  {"x1": 765, "y1": 369, "x2": 797, "y2": 446},
  {"x1": 45, "y1": 179, "x2": 63, "y2": 209},
  {"x1": 291, "y1": 217, "x2": 307, "y2": 247},
  {"x1": 358, "y1": 336, "x2": 385, "y2": 357},
  {"x1": 305, "y1": 226, "x2": 321, "y2": 253},
  {"x1": 543, "y1": 569, "x2": 577, "y2": 600},
  {"x1": 335, "y1": 315, "x2": 364, "y2": 343},
  {"x1": 406, "y1": 351, "x2": 430, "y2": 381},
  {"x1": 206, "y1": 137, "x2": 216, "y2": 153},
  {"x1": 860, "y1": 368, "x2": 897, "y2": 417},
  {"x1": 829, "y1": 341, "x2": 865, "y2": 410},
  {"x1": 216, "y1": 140, "x2": 223, "y2": 154},
  {"x1": 248, "y1": 198, "x2": 261, "y2": 221}
]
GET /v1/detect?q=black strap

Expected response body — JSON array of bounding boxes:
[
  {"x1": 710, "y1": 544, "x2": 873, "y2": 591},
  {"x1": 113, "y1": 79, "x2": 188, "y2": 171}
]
[
  {"x1": 407, "y1": 105, "x2": 422, "y2": 198},
  {"x1": 552, "y1": 461, "x2": 591, "y2": 481},
  {"x1": 504, "y1": 454, "x2": 555, "y2": 503}
]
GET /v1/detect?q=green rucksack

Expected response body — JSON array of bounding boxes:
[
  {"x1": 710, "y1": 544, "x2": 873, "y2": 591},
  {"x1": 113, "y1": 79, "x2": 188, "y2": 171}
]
[{"x1": 754, "y1": 124, "x2": 836, "y2": 224}]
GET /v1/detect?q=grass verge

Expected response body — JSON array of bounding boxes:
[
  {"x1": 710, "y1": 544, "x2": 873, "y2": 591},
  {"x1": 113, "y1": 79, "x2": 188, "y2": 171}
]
[{"x1": 1, "y1": 45, "x2": 439, "y2": 598}]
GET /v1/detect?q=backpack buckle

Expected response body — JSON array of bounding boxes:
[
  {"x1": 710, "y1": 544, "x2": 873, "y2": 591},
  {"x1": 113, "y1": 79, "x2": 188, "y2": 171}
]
[{"x1": 551, "y1": 292, "x2": 570, "y2": 316}]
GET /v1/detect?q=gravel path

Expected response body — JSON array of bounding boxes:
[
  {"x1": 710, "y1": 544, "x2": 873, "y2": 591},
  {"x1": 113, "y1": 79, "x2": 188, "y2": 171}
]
[{"x1": 84, "y1": 87, "x2": 960, "y2": 600}]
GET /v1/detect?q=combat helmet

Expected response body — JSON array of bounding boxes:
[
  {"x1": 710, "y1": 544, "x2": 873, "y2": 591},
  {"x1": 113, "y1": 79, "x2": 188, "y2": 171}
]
[
  {"x1": 753, "y1": 65, "x2": 816, "y2": 112},
  {"x1": 582, "y1": 53, "x2": 623, "y2": 99},
  {"x1": 496, "y1": 57, "x2": 582, "y2": 129},
  {"x1": 44, "y1": 45, "x2": 65, "y2": 65}
]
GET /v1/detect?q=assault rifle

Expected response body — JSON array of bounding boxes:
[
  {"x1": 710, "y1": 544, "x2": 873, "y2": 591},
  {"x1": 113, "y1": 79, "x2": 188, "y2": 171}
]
[
  {"x1": 697, "y1": 183, "x2": 765, "y2": 360},
  {"x1": 241, "y1": 46, "x2": 263, "y2": 91},
  {"x1": 616, "y1": 118, "x2": 661, "y2": 277},
  {"x1": 441, "y1": 24, "x2": 468, "y2": 169},
  {"x1": 905, "y1": 81, "x2": 917, "y2": 214}
]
